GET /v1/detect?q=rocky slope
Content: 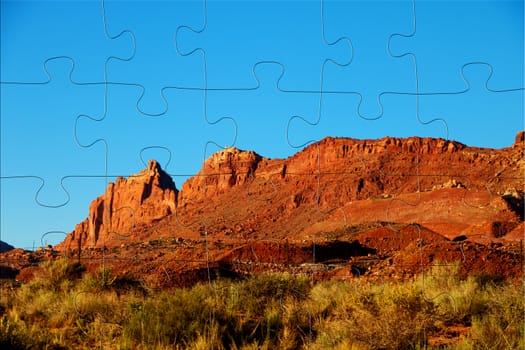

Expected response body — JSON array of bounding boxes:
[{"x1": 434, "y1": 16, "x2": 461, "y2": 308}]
[
  {"x1": 63, "y1": 132, "x2": 523, "y2": 247},
  {"x1": 39, "y1": 132, "x2": 524, "y2": 286}
]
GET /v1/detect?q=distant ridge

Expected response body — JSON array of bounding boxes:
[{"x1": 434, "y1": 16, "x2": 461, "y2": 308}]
[{"x1": 0, "y1": 240, "x2": 14, "y2": 253}]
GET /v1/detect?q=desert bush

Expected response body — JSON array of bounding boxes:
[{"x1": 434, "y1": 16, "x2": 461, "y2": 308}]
[
  {"x1": 24, "y1": 259, "x2": 84, "y2": 294},
  {"x1": 3, "y1": 260, "x2": 132, "y2": 349},
  {"x1": 229, "y1": 273, "x2": 311, "y2": 346},
  {"x1": 122, "y1": 273, "x2": 311, "y2": 349},
  {"x1": 78, "y1": 265, "x2": 117, "y2": 292},
  {"x1": 123, "y1": 283, "x2": 215, "y2": 346},
  {"x1": 469, "y1": 281, "x2": 524, "y2": 350},
  {"x1": 234, "y1": 273, "x2": 310, "y2": 314},
  {"x1": 323, "y1": 282, "x2": 435, "y2": 349},
  {"x1": 0, "y1": 316, "x2": 28, "y2": 350},
  {"x1": 0, "y1": 313, "x2": 70, "y2": 350}
]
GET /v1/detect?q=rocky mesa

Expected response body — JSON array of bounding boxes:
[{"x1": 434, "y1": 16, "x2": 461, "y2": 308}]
[{"x1": 58, "y1": 132, "x2": 524, "y2": 251}]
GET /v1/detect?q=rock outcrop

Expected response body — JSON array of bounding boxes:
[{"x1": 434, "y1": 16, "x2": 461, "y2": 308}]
[
  {"x1": 182, "y1": 134, "x2": 523, "y2": 208},
  {"x1": 179, "y1": 147, "x2": 263, "y2": 205},
  {"x1": 59, "y1": 160, "x2": 177, "y2": 248},
  {"x1": 58, "y1": 132, "x2": 524, "y2": 250}
]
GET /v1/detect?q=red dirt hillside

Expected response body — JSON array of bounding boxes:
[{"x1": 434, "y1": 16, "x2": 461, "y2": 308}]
[{"x1": 9, "y1": 133, "x2": 525, "y2": 286}]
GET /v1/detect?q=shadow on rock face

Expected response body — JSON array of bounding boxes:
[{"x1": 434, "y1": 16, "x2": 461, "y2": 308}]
[
  {"x1": 0, "y1": 265, "x2": 19, "y2": 279},
  {"x1": 502, "y1": 191, "x2": 524, "y2": 221},
  {"x1": 314, "y1": 240, "x2": 376, "y2": 263}
]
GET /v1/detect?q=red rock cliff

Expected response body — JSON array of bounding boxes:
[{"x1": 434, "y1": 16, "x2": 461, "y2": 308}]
[
  {"x1": 178, "y1": 147, "x2": 263, "y2": 205},
  {"x1": 58, "y1": 133, "x2": 524, "y2": 249},
  {"x1": 60, "y1": 160, "x2": 177, "y2": 248}
]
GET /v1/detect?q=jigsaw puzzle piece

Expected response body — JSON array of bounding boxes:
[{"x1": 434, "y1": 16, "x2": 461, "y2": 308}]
[
  {"x1": 389, "y1": 0, "x2": 524, "y2": 93},
  {"x1": 1, "y1": 57, "x2": 107, "y2": 207},
  {"x1": 39, "y1": 231, "x2": 67, "y2": 248},
  {"x1": 205, "y1": 63, "x2": 319, "y2": 158},
  {"x1": 380, "y1": 141, "x2": 491, "y2": 227},
  {"x1": 417, "y1": 63, "x2": 524, "y2": 149},
  {"x1": 182, "y1": 62, "x2": 354, "y2": 232},
  {"x1": 321, "y1": 0, "x2": 416, "y2": 118},
  {"x1": 0, "y1": 176, "x2": 106, "y2": 250},
  {"x1": 175, "y1": 0, "x2": 351, "y2": 91},
  {"x1": 0, "y1": 0, "x2": 132, "y2": 83},
  {"x1": 287, "y1": 91, "x2": 448, "y2": 151},
  {"x1": 103, "y1": 0, "x2": 204, "y2": 116},
  {"x1": 139, "y1": 146, "x2": 173, "y2": 174},
  {"x1": 74, "y1": 83, "x2": 236, "y2": 186}
]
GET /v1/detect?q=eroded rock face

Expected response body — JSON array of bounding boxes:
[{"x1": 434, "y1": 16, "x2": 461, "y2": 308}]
[
  {"x1": 31, "y1": 132, "x2": 523, "y2": 289},
  {"x1": 60, "y1": 160, "x2": 177, "y2": 248},
  {"x1": 177, "y1": 136, "x2": 475, "y2": 207},
  {"x1": 179, "y1": 147, "x2": 263, "y2": 205},
  {"x1": 58, "y1": 132, "x2": 524, "y2": 250}
]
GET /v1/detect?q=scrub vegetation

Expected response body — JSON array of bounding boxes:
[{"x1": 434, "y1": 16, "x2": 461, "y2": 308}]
[{"x1": 0, "y1": 259, "x2": 523, "y2": 349}]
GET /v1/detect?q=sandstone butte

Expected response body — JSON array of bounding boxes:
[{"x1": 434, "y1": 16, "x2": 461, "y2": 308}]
[{"x1": 57, "y1": 132, "x2": 524, "y2": 252}]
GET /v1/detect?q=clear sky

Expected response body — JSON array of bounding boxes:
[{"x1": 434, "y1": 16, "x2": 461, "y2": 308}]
[{"x1": 1, "y1": 0, "x2": 523, "y2": 249}]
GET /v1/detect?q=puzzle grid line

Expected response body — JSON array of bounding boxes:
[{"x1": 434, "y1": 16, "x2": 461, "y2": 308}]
[
  {"x1": 1, "y1": 2, "x2": 522, "y2": 185},
  {"x1": 1, "y1": 0, "x2": 523, "y2": 347}
]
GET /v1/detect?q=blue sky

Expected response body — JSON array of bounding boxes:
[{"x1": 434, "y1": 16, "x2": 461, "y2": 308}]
[{"x1": 1, "y1": 0, "x2": 523, "y2": 249}]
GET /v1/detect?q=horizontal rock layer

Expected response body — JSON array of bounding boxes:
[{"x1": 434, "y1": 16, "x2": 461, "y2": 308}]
[{"x1": 58, "y1": 133, "x2": 524, "y2": 249}]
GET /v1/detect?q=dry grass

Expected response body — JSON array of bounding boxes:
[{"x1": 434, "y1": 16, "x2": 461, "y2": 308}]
[{"x1": 0, "y1": 259, "x2": 523, "y2": 349}]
